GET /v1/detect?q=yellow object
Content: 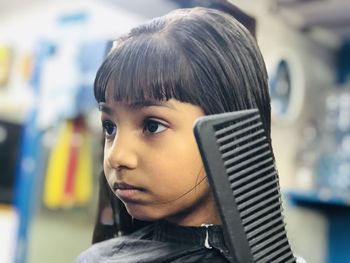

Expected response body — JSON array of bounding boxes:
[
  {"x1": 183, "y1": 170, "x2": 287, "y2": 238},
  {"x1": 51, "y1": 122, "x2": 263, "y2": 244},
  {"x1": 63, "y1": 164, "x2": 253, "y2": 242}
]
[
  {"x1": 43, "y1": 119, "x2": 93, "y2": 209},
  {"x1": 74, "y1": 131, "x2": 93, "y2": 205},
  {"x1": 0, "y1": 46, "x2": 13, "y2": 87},
  {"x1": 43, "y1": 121, "x2": 73, "y2": 208}
]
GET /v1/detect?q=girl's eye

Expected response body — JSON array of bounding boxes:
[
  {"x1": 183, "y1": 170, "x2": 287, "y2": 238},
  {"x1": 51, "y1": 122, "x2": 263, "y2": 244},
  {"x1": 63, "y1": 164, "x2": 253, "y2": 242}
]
[
  {"x1": 102, "y1": 120, "x2": 116, "y2": 137},
  {"x1": 144, "y1": 119, "x2": 167, "y2": 134}
]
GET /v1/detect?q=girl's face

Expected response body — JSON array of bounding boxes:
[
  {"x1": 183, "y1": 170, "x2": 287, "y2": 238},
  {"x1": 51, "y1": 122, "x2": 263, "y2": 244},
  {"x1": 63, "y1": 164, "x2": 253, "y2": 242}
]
[{"x1": 100, "y1": 94, "x2": 220, "y2": 226}]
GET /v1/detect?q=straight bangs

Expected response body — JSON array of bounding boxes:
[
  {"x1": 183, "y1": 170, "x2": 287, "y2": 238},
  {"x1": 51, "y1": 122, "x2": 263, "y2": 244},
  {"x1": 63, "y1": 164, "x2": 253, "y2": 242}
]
[{"x1": 94, "y1": 35, "x2": 197, "y2": 104}]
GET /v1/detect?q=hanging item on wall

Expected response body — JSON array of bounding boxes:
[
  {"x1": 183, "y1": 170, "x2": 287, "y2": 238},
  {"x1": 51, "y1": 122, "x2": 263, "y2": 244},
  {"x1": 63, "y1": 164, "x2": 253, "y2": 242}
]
[
  {"x1": 76, "y1": 40, "x2": 108, "y2": 115},
  {"x1": 0, "y1": 120, "x2": 22, "y2": 204},
  {"x1": 63, "y1": 116, "x2": 93, "y2": 207},
  {"x1": 337, "y1": 42, "x2": 350, "y2": 85},
  {"x1": 314, "y1": 92, "x2": 350, "y2": 193},
  {"x1": 36, "y1": 38, "x2": 107, "y2": 129},
  {"x1": 43, "y1": 116, "x2": 92, "y2": 209},
  {"x1": 19, "y1": 52, "x2": 35, "y2": 84},
  {"x1": 266, "y1": 49, "x2": 306, "y2": 125},
  {"x1": 0, "y1": 46, "x2": 13, "y2": 88},
  {"x1": 36, "y1": 11, "x2": 108, "y2": 129}
]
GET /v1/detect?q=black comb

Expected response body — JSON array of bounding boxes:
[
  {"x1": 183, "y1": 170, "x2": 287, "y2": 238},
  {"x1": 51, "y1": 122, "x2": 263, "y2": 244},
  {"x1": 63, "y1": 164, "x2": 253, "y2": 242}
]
[{"x1": 194, "y1": 109, "x2": 295, "y2": 263}]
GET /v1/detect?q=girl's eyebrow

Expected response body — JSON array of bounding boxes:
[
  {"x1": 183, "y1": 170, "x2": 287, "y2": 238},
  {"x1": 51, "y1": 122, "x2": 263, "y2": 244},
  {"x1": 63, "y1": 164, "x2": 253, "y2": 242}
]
[
  {"x1": 128, "y1": 100, "x2": 176, "y2": 110},
  {"x1": 98, "y1": 103, "x2": 113, "y2": 114},
  {"x1": 98, "y1": 100, "x2": 176, "y2": 113}
]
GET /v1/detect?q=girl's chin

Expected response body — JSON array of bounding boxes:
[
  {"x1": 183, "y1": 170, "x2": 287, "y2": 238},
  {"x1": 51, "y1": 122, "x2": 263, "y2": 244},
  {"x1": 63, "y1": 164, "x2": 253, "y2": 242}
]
[{"x1": 125, "y1": 205, "x2": 165, "y2": 222}]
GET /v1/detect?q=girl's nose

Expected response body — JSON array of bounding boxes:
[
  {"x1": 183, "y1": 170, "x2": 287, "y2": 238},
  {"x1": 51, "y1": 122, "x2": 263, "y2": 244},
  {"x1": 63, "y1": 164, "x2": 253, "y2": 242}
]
[{"x1": 105, "y1": 131, "x2": 138, "y2": 170}]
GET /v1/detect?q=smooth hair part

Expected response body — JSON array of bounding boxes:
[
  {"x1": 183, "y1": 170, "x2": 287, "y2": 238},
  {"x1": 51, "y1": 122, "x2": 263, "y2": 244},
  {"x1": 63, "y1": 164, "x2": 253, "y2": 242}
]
[{"x1": 94, "y1": 7, "x2": 271, "y2": 137}]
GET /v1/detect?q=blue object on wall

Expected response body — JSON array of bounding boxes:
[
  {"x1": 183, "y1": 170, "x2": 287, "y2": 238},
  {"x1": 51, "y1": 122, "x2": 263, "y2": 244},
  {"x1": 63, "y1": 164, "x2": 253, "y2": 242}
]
[
  {"x1": 76, "y1": 40, "x2": 109, "y2": 114},
  {"x1": 287, "y1": 190, "x2": 350, "y2": 263},
  {"x1": 269, "y1": 59, "x2": 292, "y2": 117},
  {"x1": 13, "y1": 41, "x2": 53, "y2": 263},
  {"x1": 337, "y1": 42, "x2": 350, "y2": 85}
]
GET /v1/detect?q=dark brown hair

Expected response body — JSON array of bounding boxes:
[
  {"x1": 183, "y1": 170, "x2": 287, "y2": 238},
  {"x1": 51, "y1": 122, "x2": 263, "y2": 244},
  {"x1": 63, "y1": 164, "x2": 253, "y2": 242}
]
[{"x1": 93, "y1": 6, "x2": 270, "y2": 243}]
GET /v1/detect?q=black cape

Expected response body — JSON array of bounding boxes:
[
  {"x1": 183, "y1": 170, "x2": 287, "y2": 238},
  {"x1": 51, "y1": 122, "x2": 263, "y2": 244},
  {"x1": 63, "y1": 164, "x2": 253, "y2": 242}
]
[{"x1": 76, "y1": 220, "x2": 232, "y2": 263}]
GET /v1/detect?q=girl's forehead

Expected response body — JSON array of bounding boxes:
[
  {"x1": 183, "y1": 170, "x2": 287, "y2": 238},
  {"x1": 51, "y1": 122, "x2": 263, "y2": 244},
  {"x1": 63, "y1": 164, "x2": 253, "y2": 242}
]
[
  {"x1": 104, "y1": 80, "x2": 168, "y2": 103},
  {"x1": 105, "y1": 87, "x2": 168, "y2": 106},
  {"x1": 102, "y1": 97, "x2": 204, "y2": 116},
  {"x1": 104, "y1": 93, "x2": 175, "y2": 108}
]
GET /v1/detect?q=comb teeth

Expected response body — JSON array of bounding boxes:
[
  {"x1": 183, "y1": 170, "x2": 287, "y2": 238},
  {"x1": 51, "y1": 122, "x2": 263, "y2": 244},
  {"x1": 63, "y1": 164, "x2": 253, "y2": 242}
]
[{"x1": 213, "y1": 111, "x2": 295, "y2": 263}]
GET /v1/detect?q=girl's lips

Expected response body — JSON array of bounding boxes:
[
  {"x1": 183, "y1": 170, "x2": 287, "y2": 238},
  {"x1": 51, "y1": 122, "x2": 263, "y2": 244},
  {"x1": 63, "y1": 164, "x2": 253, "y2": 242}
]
[
  {"x1": 114, "y1": 182, "x2": 143, "y2": 190},
  {"x1": 113, "y1": 182, "x2": 144, "y2": 202}
]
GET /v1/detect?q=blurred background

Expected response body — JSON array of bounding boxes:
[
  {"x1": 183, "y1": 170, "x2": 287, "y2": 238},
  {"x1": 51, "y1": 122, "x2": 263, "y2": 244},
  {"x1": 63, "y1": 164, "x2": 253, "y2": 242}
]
[{"x1": 0, "y1": 0, "x2": 349, "y2": 262}]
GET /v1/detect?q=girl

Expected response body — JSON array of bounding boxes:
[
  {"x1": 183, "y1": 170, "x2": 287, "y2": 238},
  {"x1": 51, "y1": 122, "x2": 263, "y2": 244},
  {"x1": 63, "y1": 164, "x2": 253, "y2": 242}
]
[{"x1": 77, "y1": 7, "x2": 280, "y2": 263}]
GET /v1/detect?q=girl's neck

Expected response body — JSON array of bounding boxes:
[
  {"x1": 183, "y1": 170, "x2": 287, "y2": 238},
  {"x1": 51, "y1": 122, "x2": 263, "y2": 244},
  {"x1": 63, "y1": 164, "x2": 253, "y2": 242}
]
[{"x1": 165, "y1": 195, "x2": 222, "y2": 227}]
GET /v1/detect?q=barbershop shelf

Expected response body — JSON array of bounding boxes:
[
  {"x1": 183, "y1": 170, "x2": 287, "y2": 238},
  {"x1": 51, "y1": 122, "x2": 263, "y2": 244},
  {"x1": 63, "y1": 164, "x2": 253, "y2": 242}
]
[
  {"x1": 286, "y1": 188, "x2": 350, "y2": 263},
  {"x1": 285, "y1": 188, "x2": 350, "y2": 208}
]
